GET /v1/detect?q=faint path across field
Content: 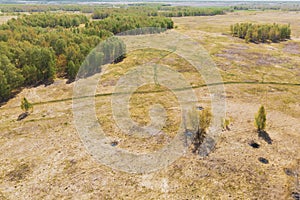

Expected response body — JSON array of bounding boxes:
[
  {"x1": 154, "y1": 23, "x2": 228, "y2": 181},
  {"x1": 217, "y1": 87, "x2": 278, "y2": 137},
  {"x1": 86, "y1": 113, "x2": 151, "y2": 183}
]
[{"x1": 25, "y1": 81, "x2": 300, "y2": 107}]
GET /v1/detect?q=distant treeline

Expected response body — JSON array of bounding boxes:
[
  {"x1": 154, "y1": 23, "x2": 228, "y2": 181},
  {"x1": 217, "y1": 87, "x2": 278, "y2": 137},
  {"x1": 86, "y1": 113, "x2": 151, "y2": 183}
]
[
  {"x1": 92, "y1": 6, "x2": 231, "y2": 19},
  {"x1": 0, "y1": 4, "x2": 102, "y2": 13},
  {"x1": 230, "y1": 23, "x2": 291, "y2": 43},
  {"x1": 232, "y1": 3, "x2": 300, "y2": 11},
  {"x1": 9, "y1": 13, "x2": 89, "y2": 28},
  {"x1": 158, "y1": 7, "x2": 230, "y2": 17},
  {"x1": 0, "y1": 4, "x2": 231, "y2": 17},
  {"x1": 0, "y1": 12, "x2": 173, "y2": 102}
]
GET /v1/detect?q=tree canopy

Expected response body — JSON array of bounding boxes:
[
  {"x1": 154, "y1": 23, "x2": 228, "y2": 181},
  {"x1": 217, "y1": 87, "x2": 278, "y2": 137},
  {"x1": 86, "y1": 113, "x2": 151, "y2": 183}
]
[{"x1": 0, "y1": 11, "x2": 174, "y2": 103}]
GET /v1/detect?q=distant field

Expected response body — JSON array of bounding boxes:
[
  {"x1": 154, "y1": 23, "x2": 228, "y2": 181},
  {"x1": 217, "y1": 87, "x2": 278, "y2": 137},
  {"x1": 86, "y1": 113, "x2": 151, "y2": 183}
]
[
  {"x1": 174, "y1": 11, "x2": 300, "y2": 37},
  {"x1": 173, "y1": 10, "x2": 300, "y2": 117}
]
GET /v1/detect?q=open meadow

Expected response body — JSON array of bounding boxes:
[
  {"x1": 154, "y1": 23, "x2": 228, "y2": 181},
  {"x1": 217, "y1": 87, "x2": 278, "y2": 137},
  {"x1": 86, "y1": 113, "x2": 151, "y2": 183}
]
[{"x1": 0, "y1": 10, "x2": 299, "y2": 199}]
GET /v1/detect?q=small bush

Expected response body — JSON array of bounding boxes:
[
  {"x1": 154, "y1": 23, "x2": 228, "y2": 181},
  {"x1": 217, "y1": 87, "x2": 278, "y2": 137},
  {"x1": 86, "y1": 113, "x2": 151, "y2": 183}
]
[
  {"x1": 255, "y1": 105, "x2": 266, "y2": 132},
  {"x1": 222, "y1": 117, "x2": 231, "y2": 131},
  {"x1": 199, "y1": 109, "x2": 212, "y2": 133},
  {"x1": 193, "y1": 109, "x2": 212, "y2": 153},
  {"x1": 21, "y1": 97, "x2": 33, "y2": 113}
]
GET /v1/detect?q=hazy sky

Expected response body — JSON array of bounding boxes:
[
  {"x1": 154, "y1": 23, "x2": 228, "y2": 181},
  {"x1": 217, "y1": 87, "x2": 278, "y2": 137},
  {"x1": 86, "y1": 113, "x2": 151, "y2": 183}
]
[{"x1": 2, "y1": 0, "x2": 300, "y2": 2}]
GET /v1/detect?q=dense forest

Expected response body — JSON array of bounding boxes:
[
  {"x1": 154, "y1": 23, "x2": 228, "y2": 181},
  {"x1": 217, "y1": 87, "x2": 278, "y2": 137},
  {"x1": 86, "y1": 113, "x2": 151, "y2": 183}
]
[
  {"x1": 0, "y1": 12, "x2": 173, "y2": 102},
  {"x1": 230, "y1": 23, "x2": 291, "y2": 43}
]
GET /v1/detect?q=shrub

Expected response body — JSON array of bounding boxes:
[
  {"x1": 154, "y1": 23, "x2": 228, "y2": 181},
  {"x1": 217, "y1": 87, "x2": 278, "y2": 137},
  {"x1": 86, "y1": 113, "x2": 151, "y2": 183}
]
[
  {"x1": 255, "y1": 105, "x2": 266, "y2": 132},
  {"x1": 21, "y1": 97, "x2": 33, "y2": 113},
  {"x1": 222, "y1": 117, "x2": 231, "y2": 131},
  {"x1": 192, "y1": 109, "x2": 212, "y2": 153},
  {"x1": 199, "y1": 109, "x2": 212, "y2": 134}
]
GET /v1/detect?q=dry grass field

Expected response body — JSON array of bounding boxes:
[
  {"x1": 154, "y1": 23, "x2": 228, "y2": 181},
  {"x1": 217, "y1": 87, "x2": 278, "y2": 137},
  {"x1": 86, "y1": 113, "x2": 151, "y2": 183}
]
[{"x1": 0, "y1": 11, "x2": 299, "y2": 199}]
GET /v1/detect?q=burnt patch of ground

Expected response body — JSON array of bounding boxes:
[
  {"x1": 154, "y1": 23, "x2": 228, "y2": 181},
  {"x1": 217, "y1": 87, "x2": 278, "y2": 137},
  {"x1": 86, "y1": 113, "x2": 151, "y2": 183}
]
[
  {"x1": 5, "y1": 163, "x2": 31, "y2": 182},
  {"x1": 215, "y1": 47, "x2": 290, "y2": 69},
  {"x1": 283, "y1": 42, "x2": 300, "y2": 54},
  {"x1": 254, "y1": 52, "x2": 290, "y2": 66}
]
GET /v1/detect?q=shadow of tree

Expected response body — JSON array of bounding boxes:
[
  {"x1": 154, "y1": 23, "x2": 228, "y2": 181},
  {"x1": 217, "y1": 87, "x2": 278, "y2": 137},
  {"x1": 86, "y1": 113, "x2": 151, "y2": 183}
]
[
  {"x1": 17, "y1": 112, "x2": 29, "y2": 121},
  {"x1": 258, "y1": 130, "x2": 272, "y2": 144}
]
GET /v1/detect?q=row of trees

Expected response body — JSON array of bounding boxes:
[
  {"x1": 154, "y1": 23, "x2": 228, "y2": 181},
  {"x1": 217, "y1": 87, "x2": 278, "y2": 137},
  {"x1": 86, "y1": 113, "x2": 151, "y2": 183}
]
[
  {"x1": 0, "y1": 4, "x2": 102, "y2": 13},
  {"x1": 9, "y1": 13, "x2": 88, "y2": 28},
  {"x1": 232, "y1": 3, "x2": 300, "y2": 11},
  {"x1": 230, "y1": 23, "x2": 291, "y2": 43},
  {"x1": 89, "y1": 15, "x2": 174, "y2": 34},
  {"x1": 92, "y1": 7, "x2": 159, "y2": 19},
  {"x1": 159, "y1": 7, "x2": 229, "y2": 17},
  {"x1": 0, "y1": 12, "x2": 173, "y2": 102}
]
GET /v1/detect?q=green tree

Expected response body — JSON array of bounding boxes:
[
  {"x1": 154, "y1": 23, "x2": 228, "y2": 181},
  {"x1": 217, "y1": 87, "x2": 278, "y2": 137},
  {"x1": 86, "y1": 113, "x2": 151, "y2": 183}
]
[
  {"x1": 39, "y1": 48, "x2": 56, "y2": 83},
  {"x1": 245, "y1": 30, "x2": 251, "y2": 43},
  {"x1": 54, "y1": 39, "x2": 67, "y2": 55},
  {"x1": 22, "y1": 65, "x2": 38, "y2": 85},
  {"x1": 255, "y1": 105, "x2": 266, "y2": 132},
  {"x1": 0, "y1": 70, "x2": 10, "y2": 102},
  {"x1": 72, "y1": 17, "x2": 80, "y2": 27},
  {"x1": 0, "y1": 55, "x2": 24, "y2": 89},
  {"x1": 67, "y1": 60, "x2": 78, "y2": 81},
  {"x1": 21, "y1": 97, "x2": 33, "y2": 113}
]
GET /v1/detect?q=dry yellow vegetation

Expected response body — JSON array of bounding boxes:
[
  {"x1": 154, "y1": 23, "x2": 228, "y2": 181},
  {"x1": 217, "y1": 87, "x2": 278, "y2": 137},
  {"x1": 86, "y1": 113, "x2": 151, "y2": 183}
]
[{"x1": 0, "y1": 11, "x2": 300, "y2": 199}]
